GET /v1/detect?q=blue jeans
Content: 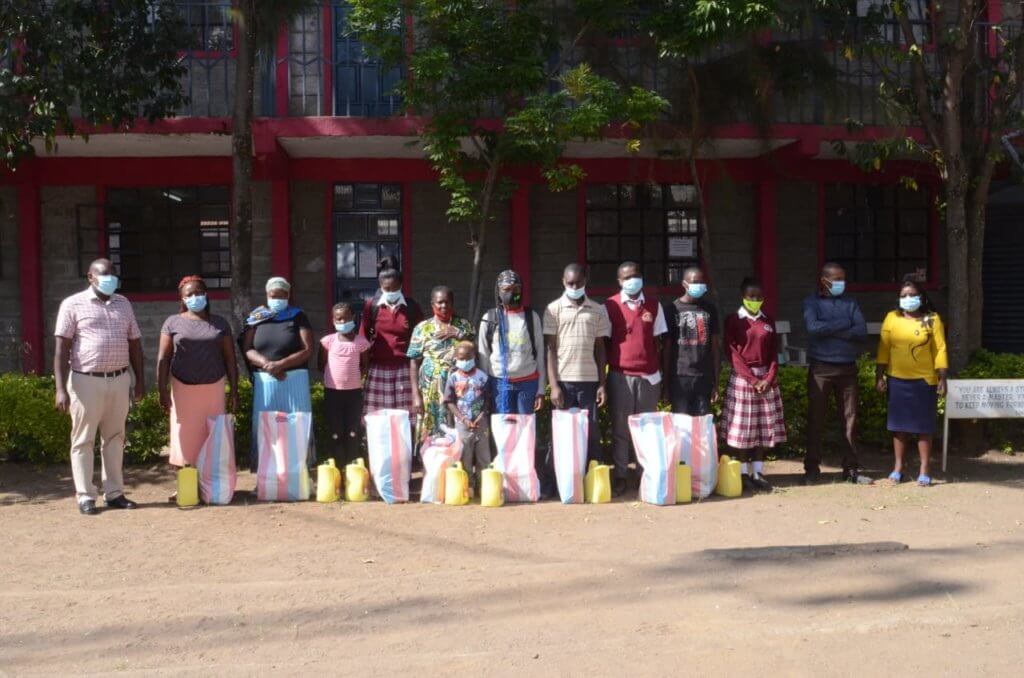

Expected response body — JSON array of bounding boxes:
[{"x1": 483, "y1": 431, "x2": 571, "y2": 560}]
[{"x1": 491, "y1": 377, "x2": 539, "y2": 415}]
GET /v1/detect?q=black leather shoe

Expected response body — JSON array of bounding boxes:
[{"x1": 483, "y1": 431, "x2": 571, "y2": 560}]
[
  {"x1": 741, "y1": 474, "x2": 756, "y2": 493},
  {"x1": 612, "y1": 477, "x2": 627, "y2": 498},
  {"x1": 750, "y1": 473, "x2": 774, "y2": 493},
  {"x1": 105, "y1": 495, "x2": 138, "y2": 510},
  {"x1": 803, "y1": 468, "x2": 821, "y2": 485},
  {"x1": 78, "y1": 500, "x2": 98, "y2": 515}
]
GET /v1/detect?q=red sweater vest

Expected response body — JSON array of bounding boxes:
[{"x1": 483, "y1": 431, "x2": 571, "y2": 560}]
[{"x1": 605, "y1": 295, "x2": 660, "y2": 375}]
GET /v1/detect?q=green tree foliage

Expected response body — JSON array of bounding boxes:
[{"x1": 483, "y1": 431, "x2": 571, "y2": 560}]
[
  {"x1": 349, "y1": 0, "x2": 667, "y2": 320},
  {"x1": 0, "y1": 0, "x2": 190, "y2": 168},
  {"x1": 824, "y1": 0, "x2": 1024, "y2": 370}
]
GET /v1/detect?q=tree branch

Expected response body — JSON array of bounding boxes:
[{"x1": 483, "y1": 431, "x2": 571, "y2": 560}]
[{"x1": 893, "y1": 3, "x2": 943, "y2": 150}]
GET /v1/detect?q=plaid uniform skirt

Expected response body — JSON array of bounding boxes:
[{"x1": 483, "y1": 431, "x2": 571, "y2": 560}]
[
  {"x1": 722, "y1": 368, "x2": 787, "y2": 449},
  {"x1": 364, "y1": 363, "x2": 413, "y2": 413}
]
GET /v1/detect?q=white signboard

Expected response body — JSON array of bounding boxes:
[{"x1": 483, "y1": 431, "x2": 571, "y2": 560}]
[
  {"x1": 668, "y1": 236, "x2": 696, "y2": 259},
  {"x1": 942, "y1": 379, "x2": 1024, "y2": 471},
  {"x1": 945, "y1": 379, "x2": 1024, "y2": 419}
]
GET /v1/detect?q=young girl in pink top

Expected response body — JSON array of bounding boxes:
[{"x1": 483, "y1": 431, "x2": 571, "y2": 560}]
[{"x1": 318, "y1": 302, "x2": 371, "y2": 465}]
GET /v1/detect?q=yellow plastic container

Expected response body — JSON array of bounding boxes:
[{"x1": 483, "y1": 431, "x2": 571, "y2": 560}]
[
  {"x1": 675, "y1": 463, "x2": 692, "y2": 504},
  {"x1": 480, "y1": 465, "x2": 504, "y2": 507},
  {"x1": 345, "y1": 458, "x2": 370, "y2": 502},
  {"x1": 316, "y1": 458, "x2": 342, "y2": 503},
  {"x1": 715, "y1": 455, "x2": 743, "y2": 498},
  {"x1": 444, "y1": 462, "x2": 470, "y2": 506},
  {"x1": 176, "y1": 465, "x2": 199, "y2": 508},
  {"x1": 584, "y1": 460, "x2": 612, "y2": 504}
]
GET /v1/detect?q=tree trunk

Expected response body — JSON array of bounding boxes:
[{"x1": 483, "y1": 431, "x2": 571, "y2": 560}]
[
  {"x1": 944, "y1": 181, "x2": 971, "y2": 373},
  {"x1": 965, "y1": 189, "x2": 988, "y2": 356},
  {"x1": 230, "y1": 3, "x2": 256, "y2": 335},
  {"x1": 467, "y1": 162, "x2": 500, "y2": 323}
]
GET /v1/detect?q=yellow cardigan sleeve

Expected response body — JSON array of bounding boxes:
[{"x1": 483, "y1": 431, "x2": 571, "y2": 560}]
[
  {"x1": 876, "y1": 312, "x2": 892, "y2": 366},
  {"x1": 931, "y1": 314, "x2": 949, "y2": 370}
]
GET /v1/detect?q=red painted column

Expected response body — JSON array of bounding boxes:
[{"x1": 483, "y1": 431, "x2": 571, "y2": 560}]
[
  {"x1": 755, "y1": 180, "x2": 779, "y2": 317},
  {"x1": 18, "y1": 182, "x2": 44, "y2": 374},
  {"x1": 509, "y1": 182, "x2": 531, "y2": 305},
  {"x1": 271, "y1": 179, "x2": 292, "y2": 279}
]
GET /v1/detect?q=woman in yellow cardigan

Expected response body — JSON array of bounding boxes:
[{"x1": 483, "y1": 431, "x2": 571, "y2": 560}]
[{"x1": 875, "y1": 278, "x2": 948, "y2": 486}]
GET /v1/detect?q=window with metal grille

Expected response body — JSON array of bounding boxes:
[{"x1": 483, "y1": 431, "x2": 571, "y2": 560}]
[
  {"x1": 824, "y1": 183, "x2": 931, "y2": 284},
  {"x1": 585, "y1": 183, "x2": 701, "y2": 287},
  {"x1": 105, "y1": 187, "x2": 231, "y2": 293},
  {"x1": 333, "y1": 183, "x2": 402, "y2": 306},
  {"x1": 333, "y1": 2, "x2": 403, "y2": 116},
  {"x1": 177, "y1": 0, "x2": 233, "y2": 53}
]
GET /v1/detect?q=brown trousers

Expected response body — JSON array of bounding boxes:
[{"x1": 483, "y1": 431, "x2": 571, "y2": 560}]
[{"x1": 805, "y1": 361, "x2": 859, "y2": 472}]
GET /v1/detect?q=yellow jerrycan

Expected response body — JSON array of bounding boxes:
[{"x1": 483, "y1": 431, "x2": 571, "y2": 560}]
[
  {"x1": 584, "y1": 460, "x2": 611, "y2": 504},
  {"x1": 676, "y1": 463, "x2": 692, "y2": 504},
  {"x1": 715, "y1": 454, "x2": 743, "y2": 498},
  {"x1": 316, "y1": 458, "x2": 342, "y2": 503},
  {"x1": 444, "y1": 462, "x2": 470, "y2": 506},
  {"x1": 480, "y1": 464, "x2": 504, "y2": 507},
  {"x1": 176, "y1": 465, "x2": 199, "y2": 508},
  {"x1": 345, "y1": 458, "x2": 370, "y2": 502}
]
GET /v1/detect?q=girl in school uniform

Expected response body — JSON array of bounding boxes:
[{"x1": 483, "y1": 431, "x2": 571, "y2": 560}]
[{"x1": 722, "y1": 277, "x2": 787, "y2": 492}]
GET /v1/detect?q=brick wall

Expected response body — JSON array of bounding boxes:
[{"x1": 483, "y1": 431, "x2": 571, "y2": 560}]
[
  {"x1": 0, "y1": 187, "x2": 21, "y2": 371},
  {"x1": 409, "y1": 182, "x2": 511, "y2": 321},
  {"x1": 707, "y1": 179, "x2": 757, "y2": 315},
  {"x1": 289, "y1": 181, "x2": 329, "y2": 344},
  {"x1": 529, "y1": 185, "x2": 578, "y2": 307}
]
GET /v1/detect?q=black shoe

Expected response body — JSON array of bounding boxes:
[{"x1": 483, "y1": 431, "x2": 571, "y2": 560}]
[
  {"x1": 750, "y1": 473, "x2": 774, "y2": 493},
  {"x1": 105, "y1": 495, "x2": 137, "y2": 510},
  {"x1": 843, "y1": 468, "x2": 873, "y2": 485},
  {"x1": 803, "y1": 468, "x2": 821, "y2": 485},
  {"x1": 612, "y1": 477, "x2": 627, "y2": 498},
  {"x1": 78, "y1": 499, "x2": 98, "y2": 516},
  {"x1": 741, "y1": 474, "x2": 756, "y2": 493}
]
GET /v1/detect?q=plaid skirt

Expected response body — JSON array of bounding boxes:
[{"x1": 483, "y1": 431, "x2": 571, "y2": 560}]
[
  {"x1": 364, "y1": 363, "x2": 412, "y2": 413},
  {"x1": 722, "y1": 369, "x2": 787, "y2": 449}
]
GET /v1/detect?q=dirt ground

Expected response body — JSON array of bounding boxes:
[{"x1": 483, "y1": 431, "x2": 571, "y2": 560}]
[{"x1": 1, "y1": 451, "x2": 1023, "y2": 677}]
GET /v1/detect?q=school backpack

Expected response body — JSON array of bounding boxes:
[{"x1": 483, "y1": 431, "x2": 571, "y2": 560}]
[{"x1": 480, "y1": 306, "x2": 539, "y2": 364}]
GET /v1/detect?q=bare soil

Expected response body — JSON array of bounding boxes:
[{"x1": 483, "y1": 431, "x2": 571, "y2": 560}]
[{"x1": 1, "y1": 452, "x2": 1023, "y2": 677}]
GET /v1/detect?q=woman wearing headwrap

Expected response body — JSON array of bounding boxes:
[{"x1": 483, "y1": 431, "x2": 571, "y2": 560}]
[
  {"x1": 241, "y1": 277, "x2": 315, "y2": 469},
  {"x1": 478, "y1": 270, "x2": 546, "y2": 414},
  {"x1": 157, "y1": 275, "x2": 238, "y2": 479}
]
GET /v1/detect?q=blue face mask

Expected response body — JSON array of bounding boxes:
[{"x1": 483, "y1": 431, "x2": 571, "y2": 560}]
[
  {"x1": 686, "y1": 283, "x2": 708, "y2": 299},
  {"x1": 564, "y1": 286, "x2": 586, "y2": 301},
  {"x1": 184, "y1": 294, "x2": 208, "y2": 313},
  {"x1": 267, "y1": 298, "x2": 289, "y2": 313},
  {"x1": 829, "y1": 280, "x2": 846, "y2": 296},
  {"x1": 383, "y1": 290, "x2": 402, "y2": 305},
  {"x1": 93, "y1": 274, "x2": 119, "y2": 297},
  {"x1": 335, "y1": 321, "x2": 355, "y2": 334},
  {"x1": 621, "y1": 277, "x2": 643, "y2": 296},
  {"x1": 456, "y1": 358, "x2": 475, "y2": 372},
  {"x1": 900, "y1": 295, "x2": 922, "y2": 312}
]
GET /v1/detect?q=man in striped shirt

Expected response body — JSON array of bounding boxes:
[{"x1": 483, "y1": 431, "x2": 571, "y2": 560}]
[{"x1": 54, "y1": 259, "x2": 145, "y2": 515}]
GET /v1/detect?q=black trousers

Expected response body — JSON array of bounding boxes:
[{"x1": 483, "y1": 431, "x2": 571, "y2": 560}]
[{"x1": 324, "y1": 387, "x2": 364, "y2": 466}]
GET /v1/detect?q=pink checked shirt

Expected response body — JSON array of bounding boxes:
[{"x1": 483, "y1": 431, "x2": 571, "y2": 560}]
[{"x1": 54, "y1": 288, "x2": 142, "y2": 372}]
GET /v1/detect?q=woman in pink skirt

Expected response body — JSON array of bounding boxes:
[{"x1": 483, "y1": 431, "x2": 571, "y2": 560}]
[
  {"x1": 157, "y1": 276, "x2": 238, "y2": 494},
  {"x1": 722, "y1": 277, "x2": 787, "y2": 493}
]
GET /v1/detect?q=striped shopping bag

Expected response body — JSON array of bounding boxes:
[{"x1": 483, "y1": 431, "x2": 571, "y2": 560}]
[
  {"x1": 197, "y1": 414, "x2": 236, "y2": 505},
  {"x1": 628, "y1": 412, "x2": 680, "y2": 506},
  {"x1": 673, "y1": 413, "x2": 719, "y2": 499},
  {"x1": 491, "y1": 414, "x2": 539, "y2": 503},
  {"x1": 420, "y1": 426, "x2": 463, "y2": 504},
  {"x1": 551, "y1": 409, "x2": 588, "y2": 504},
  {"x1": 364, "y1": 409, "x2": 412, "y2": 504},
  {"x1": 256, "y1": 411, "x2": 312, "y2": 502}
]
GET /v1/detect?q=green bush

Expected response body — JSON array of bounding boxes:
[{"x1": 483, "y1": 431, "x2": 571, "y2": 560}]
[{"x1": 957, "y1": 349, "x2": 1024, "y2": 453}]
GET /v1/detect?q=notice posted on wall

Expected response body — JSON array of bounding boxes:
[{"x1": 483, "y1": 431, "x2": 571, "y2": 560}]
[
  {"x1": 946, "y1": 380, "x2": 1024, "y2": 419},
  {"x1": 668, "y1": 236, "x2": 696, "y2": 259}
]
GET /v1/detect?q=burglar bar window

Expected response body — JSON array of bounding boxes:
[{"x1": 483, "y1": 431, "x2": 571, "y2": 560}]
[
  {"x1": 824, "y1": 183, "x2": 930, "y2": 284},
  {"x1": 177, "y1": 0, "x2": 233, "y2": 52},
  {"x1": 585, "y1": 183, "x2": 701, "y2": 287},
  {"x1": 105, "y1": 187, "x2": 231, "y2": 293}
]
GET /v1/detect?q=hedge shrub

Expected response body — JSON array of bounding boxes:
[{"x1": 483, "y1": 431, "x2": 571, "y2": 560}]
[{"x1": 3, "y1": 350, "x2": 1022, "y2": 466}]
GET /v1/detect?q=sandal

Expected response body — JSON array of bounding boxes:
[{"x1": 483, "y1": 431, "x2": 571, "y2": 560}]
[
  {"x1": 917, "y1": 474, "x2": 932, "y2": 487},
  {"x1": 887, "y1": 471, "x2": 903, "y2": 483}
]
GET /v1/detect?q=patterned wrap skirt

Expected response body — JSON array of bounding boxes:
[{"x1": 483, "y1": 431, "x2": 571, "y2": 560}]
[
  {"x1": 364, "y1": 363, "x2": 413, "y2": 413},
  {"x1": 722, "y1": 367, "x2": 788, "y2": 449},
  {"x1": 169, "y1": 377, "x2": 226, "y2": 467}
]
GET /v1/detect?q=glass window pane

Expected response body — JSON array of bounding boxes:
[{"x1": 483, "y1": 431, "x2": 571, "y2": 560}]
[
  {"x1": 334, "y1": 184, "x2": 354, "y2": 210},
  {"x1": 358, "y1": 242, "x2": 378, "y2": 278},
  {"x1": 354, "y1": 184, "x2": 380, "y2": 208},
  {"x1": 901, "y1": 209, "x2": 928, "y2": 234},
  {"x1": 644, "y1": 236, "x2": 664, "y2": 261},
  {"x1": 645, "y1": 183, "x2": 663, "y2": 207},
  {"x1": 667, "y1": 184, "x2": 698, "y2": 206},
  {"x1": 619, "y1": 184, "x2": 637, "y2": 208},
  {"x1": 825, "y1": 183, "x2": 853, "y2": 209},
  {"x1": 620, "y1": 211, "x2": 642, "y2": 235},
  {"x1": 336, "y1": 214, "x2": 367, "y2": 239},
  {"x1": 620, "y1": 236, "x2": 642, "y2": 261},
  {"x1": 337, "y1": 242, "x2": 356, "y2": 278},
  {"x1": 381, "y1": 184, "x2": 401, "y2": 209},
  {"x1": 587, "y1": 236, "x2": 618, "y2": 261},
  {"x1": 899, "y1": 235, "x2": 928, "y2": 258},
  {"x1": 586, "y1": 184, "x2": 618, "y2": 208},
  {"x1": 586, "y1": 211, "x2": 617, "y2": 235},
  {"x1": 643, "y1": 210, "x2": 664, "y2": 234}
]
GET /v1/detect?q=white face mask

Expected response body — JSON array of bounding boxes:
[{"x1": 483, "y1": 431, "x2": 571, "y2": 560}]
[{"x1": 564, "y1": 286, "x2": 586, "y2": 301}]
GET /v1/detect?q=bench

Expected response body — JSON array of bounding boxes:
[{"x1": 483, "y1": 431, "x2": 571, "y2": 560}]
[{"x1": 775, "y1": 321, "x2": 807, "y2": 367}]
